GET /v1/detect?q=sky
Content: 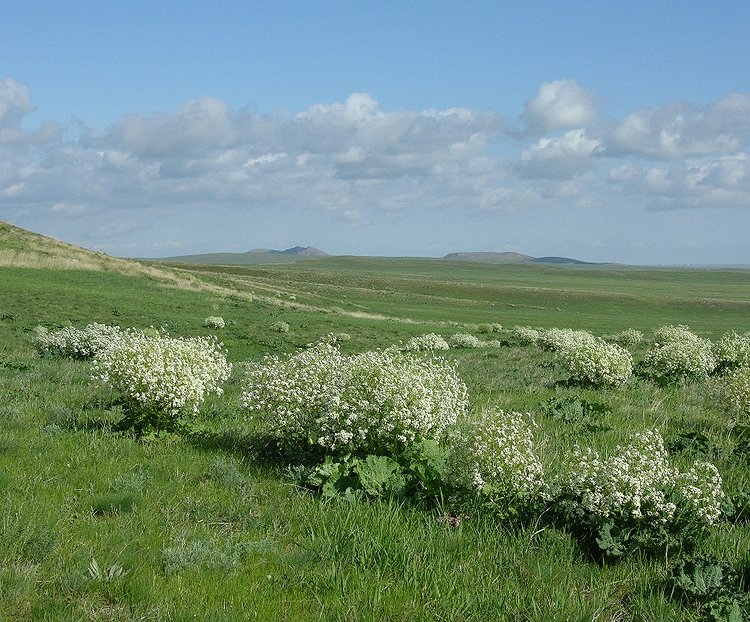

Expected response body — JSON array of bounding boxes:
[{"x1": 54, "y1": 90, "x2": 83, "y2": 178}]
[{"x1": 2, "y1": 1, "x2": 750, "y2": 265}]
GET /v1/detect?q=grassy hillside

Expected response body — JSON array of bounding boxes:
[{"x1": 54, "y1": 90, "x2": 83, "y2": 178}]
[{"x1": 2, "y1": 224, "x2": 750, "y2": 620}]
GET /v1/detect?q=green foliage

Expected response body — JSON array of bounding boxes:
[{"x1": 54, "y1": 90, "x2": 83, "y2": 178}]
[{"x1": 541, "y1": 396, "x2": 610, "y2": 429}]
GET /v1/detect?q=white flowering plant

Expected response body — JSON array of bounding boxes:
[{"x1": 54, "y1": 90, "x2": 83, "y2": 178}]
[
  {"x1": 91, "y1": 329, "x2": 231, "y2": 433},
  {"x1": 537, "y1": 328, "x2": 596, "y2": 354},
  {"x1": 555, "y1": 429, "x2": 724, "y2": 559},
  {"x1": 717, "y1": 366, "x2": 750, "y2": 422},
  {"x1": 643, "y1": 325, "x2": 715, "y2": 381},
  {"x1": 713, "y1": 331, "x2": 750, "y2": 373},
  {"x1": 609, "y1": 329, "x2": 644, "y2": 347},
  {"x1": 560, "y1": 338, "x2": 633, "y2": 387},
  {"x1": 35, "y1": 323, "x2": 123, "y2": 359},
  {"x1": 204, "y1": 316, "x2": 225, "y2": 329},
  {"x1": 242, "y1": 341, "x2": 468, "y2": 457},
  {"x1": 510, "y1": 326, "x2": 541, "y2": 346},
  {"x1": 405, "y1": 333, "x2": 450, "y2": 352},
  {"x1": 448, "y1": 410, "x2": 546, "y2": 517},
  {"x1": 270, "y1": 321, "x2": 290, "y2": 333},
  {"x1": 447, "y1": 333, "x2": 484, "y2": 349}
]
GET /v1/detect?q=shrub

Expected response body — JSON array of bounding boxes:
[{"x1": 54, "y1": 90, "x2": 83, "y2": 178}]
[
  {"x1": 449, "y1": 410, "x2": 545, "y2": 514},
  {"x1": 241, "y1": 341, "x2": 468, "y2": 456},
  {"x1": 477, "y1": 323, "x2": 502, "y2": 334},
  {"x1": 714, "y1": 331, "x2": 750, "y2": 373},
  {"x1": 35, "y1": 323, "x2": 122, "y2": 359},
  {"x1": 556, "y1": 429, "x2": 724, "y2": 559},
  {"x1": 560, "y1": 338, "x2": 633, "y2": 387},
  {"x1": 204, "y1": 316, "x2": 225, "y2": 329},
  {"x1": 510, "y1": 326, "x2": 541, "y2": 346},
  {"x1": 91, "y1": 329, "x2": 231, "y2": 421},
  {"x1": 448, "y1": 333, "x2": 484, "y2": 349},
  {"x1": 270, "y1": 321, "x2": 290, "y2": 333},
  {"x1": 537, "y1": 328, "x2": 595, "y2": 353},
  {"x1": 643, "y1": 325, "x2": 715, "y2": 380},
  {"x1": 610, "y1": 329, "x2": 644, "y2": 347},
  {"x1": 406, "y1": 333, "x2": 450, "y2": 352},
  {"x1": 718, "y1": 366, "x2": 750, "y2": 422}
]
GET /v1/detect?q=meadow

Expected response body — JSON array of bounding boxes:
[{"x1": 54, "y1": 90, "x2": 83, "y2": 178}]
[{"x1": 1, "y1": 230, "x2": 750, "y2": 621}]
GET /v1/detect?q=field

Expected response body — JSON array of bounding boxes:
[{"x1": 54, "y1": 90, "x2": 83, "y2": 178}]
[{"x1": 2, "y1": 229, "x2": 750, "y2": 621}]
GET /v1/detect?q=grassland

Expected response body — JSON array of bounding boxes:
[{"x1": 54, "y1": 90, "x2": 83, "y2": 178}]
[{"x1": 1, "y1": 227, "x2": 750, "y2": 620}]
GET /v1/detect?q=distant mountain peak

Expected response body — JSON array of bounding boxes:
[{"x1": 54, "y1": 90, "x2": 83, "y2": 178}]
[{"x1": 280, "y1": 246, "x2": 328, "y2": 256}]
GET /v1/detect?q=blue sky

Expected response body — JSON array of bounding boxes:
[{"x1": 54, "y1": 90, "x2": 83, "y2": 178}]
[{"x1": 2, "y1": 1, "x2": 750, "y2": 264}]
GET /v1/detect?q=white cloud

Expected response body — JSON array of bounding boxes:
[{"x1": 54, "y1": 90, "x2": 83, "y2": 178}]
[
  {"x1": 516, "y1": 129, "x2": 603, "y2": 179},
  {"x1": 522, "y1": 80, "x2": 597, "y2": 134}
]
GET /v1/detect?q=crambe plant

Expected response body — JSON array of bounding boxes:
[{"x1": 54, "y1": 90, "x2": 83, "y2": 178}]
[
  {"x1": 644, "y1": 325, "x2": 715, "y2": 379},
  {"x1": 449, "y1": 410, "x2": 545, "y2": 510},
  {"x1": 241, "y1": 341, "x2": 467, "y2": 455},
  {"x1": 447, "y1": 333, "x2": 484, "y2": 349},
  {"x1": 713, "y1": 331, "x2": 750, "y2": 372},
  {"x1": 510, "y1": 326, "x2": 541, "y2": 346},
  {"x1": 270, "y1": 321, "x2": 290, "y2": 333},
  {"x1": 718, "y1": 366, "x2": 750, "y2": 422},
  {"x1": 204, "y1": 316, "x2": 225, "y2": 329},
  {"x1": 560, "y1": 338, "x2": 633, "y2": 387},
  {"x1": 35, "y1": 323, "x2": 123, "y2": 359},
  {"x1": 406, "y1": 333, "x2": 450, "y2": 352},
  {"x1": 537, "y1": 328, "x2": 596, "y2": 354},
  {"x1": 92, "y1": 329, "x2": 231, "y2": 420},
  {"x1": 610, "y1": 329, "x2": 644, "y2": 347}
]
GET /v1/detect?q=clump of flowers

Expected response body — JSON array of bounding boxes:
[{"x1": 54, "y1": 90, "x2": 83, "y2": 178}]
[
  {"x1": 643, "y1": 325, "x2": 715, "y2": 380},
  {"x1": 241, "y1": 341, "x2": 467, "y2": 456},
  {"x1": 35, "y1": 323, "x2": 123, "y2": 359},
  {"x1": 510, "y1": 326, "x2": 541, "y2": 346},
  {"x1": 92, "y1": 329, "x2": 231, "y2": 419},
  {"x1": 448, "y1": 333, "x2": 484, "y2": 349},
  {"x1": 556, "y1": 429, "x2": 723, "y2": 558},
  {"x1": 717, "y1": 366, "x2": 750, "y2": 422},
  {"x1": 610, "y1": 329, "x2": 644, "y2": 347},
  {"x1": 537, "y1": 328, "x2": 596, "y2": 354},
  {"x1": 204, "y1": 316, "x2": 225, "y2": 329},
  {"x1": 477, "y1": 323, "x2": 503, "y2": 334},
  {"x1": 560, "y1": 338, "x2": 633, "y2": 387},
  {"x1": 449, "y1": 410, "x2": 545, "y2": 513},
  {"x1": 406, "y1": 333, "x2": 450, "y2": 352},
  {"x1": 270, "y1": 321, "x2": 290, "y2": 333},
  {"x1": 713, "y1": 331, "x2": 750, "y2": 373}
]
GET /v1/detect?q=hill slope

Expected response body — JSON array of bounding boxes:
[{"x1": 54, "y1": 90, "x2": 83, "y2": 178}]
[{"x1": 160, "y1": 246, "x2": 329, "y2": 265}]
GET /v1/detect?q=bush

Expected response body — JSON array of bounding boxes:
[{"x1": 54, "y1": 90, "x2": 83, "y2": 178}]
[
  {"x1": 270, "y1": 321, "x2": 290, "y2": 333},
  {"x1": 718, "y1": 366, "x2": 750, "y2": 422},
  {"x1": 560, "y1": 338, "x2": 633, "y2": 387},
  {"x1": 643, "y1": 325, "x2": 715, "y2": 380},
  {"x1": 35, "y1": 323, "x2": 122, "y2": 359},
  {"x1": 449, "y1": 410, "x2": 545, "y2": 515},
  {"x1": 609, "y1": 329, "x2": 644, "y2": 347},
  {"x1": 537, "y1": 328, "x2": 596, "y2": 353},
  {"x1": 91, "y1": 329, "x2": 232, "y2": 421},
  {"x1": 556, "y1": 429, "x2": 724, "y2": 559},
  {"x1": 405, "y1": 333, "x2": 450, "y2": 352},
  {"x1": 204, "y1": 316, "x2": 225, "y2": 329},
  {"x1": 448, "y1": 333, "x2": 484, "y2": 349},
  {"x1": 477, "y1": 323, "x2": 502, "y2": 334},
  {"x1": 714, "y1": 331, "x2": 750, "y2": 373},
  {"x1": 241, "y1": 341, "x2": 468, "y2": 456},
  {"x1": 510, "y1": 326, "x2": 541, "y2": 346}
]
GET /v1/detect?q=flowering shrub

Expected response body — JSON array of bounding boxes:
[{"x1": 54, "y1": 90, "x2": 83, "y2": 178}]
[
  {"x1": 449, "y1": 410, "x2": 545, "y2": 513},
  {"x1": 204, "y1": 316, "x2": 225, "y2": 329},
  {"x1": 560, "y1": 338, "x2": 633, "y2": 387},
  {"x1": 241, "y1": 341, "x2": 468, "y2": 455},
  {"x1": 477, "y1": 323, "x2": 503, "y2": 334},
  {"x1": 717, "y1": 366, "x2": 750, "y2": 421},
  {"x1": 448, "y1": 333, "x2": 484, "y2": 349},
  {"x1": 643, "y1": 325, "x2": 715, "y2": 380},
  {"x1": 92, "y1": 330, "x2": 231, "y2": 420},
  {"x1": 610, "y1": 329, "x2": 644, "y2": 347},
  {"x1": 537, "y1": 328, "x2": 596, "y2": 353},
  {"x1": 270, "y1": 321, "x2": 290, "y2": 333},
  {"x1": 713, "y1": 331, "x2": 750, "y2": 372},
  {"x1": 510, "y1": 326, "x2": 541, "y2": 346},
  {"x1": 35, "y1": 323, "x2": 123, "y2": 359},
  {"x1": 406, "y1": 333, "x2": 450, "y2": 352},
  {"x1": 556, "y1": 429, "x2": 724, "y2": 558}
]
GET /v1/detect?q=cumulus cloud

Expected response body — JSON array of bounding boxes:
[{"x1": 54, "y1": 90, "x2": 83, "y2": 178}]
[
  {"x1": 516, "y1": 129, "x2": 603, "y2": 179},
  {"x1": 522, "y1": 80, "x2": 598, "y2": 134},
  {"x1": 0, "y1": 78, "x2": 61, "y2": 146}
]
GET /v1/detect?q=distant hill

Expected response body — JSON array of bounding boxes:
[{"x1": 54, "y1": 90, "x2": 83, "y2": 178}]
[
  {"x1": 442, "y1": 251, "x2": 600, "y2": 266},
  {"x1": 160, "y1": 246, "x2": 329, "y2": 265}
]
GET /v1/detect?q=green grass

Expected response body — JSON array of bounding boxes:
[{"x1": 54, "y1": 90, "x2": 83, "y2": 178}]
[{"x1": 1, "y1": 253, "x2": 750, "y2": 620}]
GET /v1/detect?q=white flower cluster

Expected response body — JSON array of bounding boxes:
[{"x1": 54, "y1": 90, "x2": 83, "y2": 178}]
[
  {"x1": 406, "y1": 333, "x2": 450, "y2": 352},
  {"x1": 448, "y1": 333, "x2": 484, "y2": 349},
  {"x1": 92, "y1": 330, "x2": 231, "y2": 417},
  {"x1": 35, "y1": 323, "x2": 123, "y2": 359},
  {"x1": 511, "y1": 326, "x2": 541, "y2": 346},
  {"x1": 560, "y1": 429, "x2": 723, "y2": 526},
  {"x1": 449, "y1": 410, "x2": 545, "y2": 501},
  {"x1": 241, "y1": 341, "x2": 468, "y2": 454},
  {"x1": 718, "y1": 366, "x2": 750, "y2": 420},
  {"x1": 560, "y1": 338, "x2": 633, "y2": 387},
  {"x1": 714, "y1": 331, "x2": 750, "y2": 370},
  {"x1": 610, "y1": 329, "x2": 644, "y2": 347},
  {"x1": 204, "y1": 316, "x2": 225, "y2": 329},
  {"x1": 537, "y1": 328, "x2": 596, "y2": 353},
  {"x1": 270, "y1": 321, "x2": 290, "y2": 333},
  {"x1": 644, "y1": 325, "x2": 715, "y2": 379}
]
